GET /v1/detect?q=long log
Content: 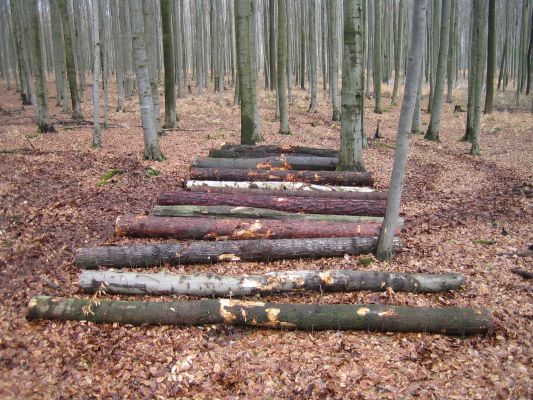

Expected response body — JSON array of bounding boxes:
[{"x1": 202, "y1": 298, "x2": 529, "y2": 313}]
[
  {"x1": 75, "y1": 237, "x2": 399, "y2": 269},
  {"x1": 185, "y1": 180, "x2": 375, "y2": 193},
  {"x1": 158, "y1": 191, "x2": 386, "y2": 216},
  {"x1": 27, "y1": 296, "x2": 493, "y2": 335},
  {"x1": 79, "y1": 270, "x2": 466, "y2": 295},
  {"x1": 153, "y1": 205, "x2": 386, "y2": 223},
  {"x1": 188, "y1": 184, "x2": 387, "y2": 200},
  {"x1": 192, "y1": 156, "x2": 339, "y2": 171},
  {"x1": 209, "y1": 144, "x2": 339, "y2": 158},
  {"x1": 189, "y1": 167, "x2": 374, "y2": 187},
  {"x1": 115, "y1": 215, "x2": 393, "y2": 240}
]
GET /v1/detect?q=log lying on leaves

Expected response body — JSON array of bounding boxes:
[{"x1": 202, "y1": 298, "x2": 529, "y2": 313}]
[
  {"x1": 115, "y1": 215, "x2": 394, "y2": 240},
  {"x1": 80, "y1": 269, "x2": 466, "y2": 295},
  {"x1": 209, "y1": 144, "x2": 339, "y2": 158},
  {"x1": 27, "y1": 296, "x2": 493, "y2": 335},
  {"x1": 188, "y1": 183, "x2": 386, "y2": 200},
  {"x1": 158, "y1": 191, "x2": 386, "y2": 216},
  {"x1": 185, "y1": 180, "x2": 374, "y2": 193},
  {"x1": 153, "y1": 205, "x2": 387, "y2": 224},
  {"x1": 511, "y1": 269, "x2": 533, "y2": 279},
  {"x1": 75, "y1": 237, "x2": 398, "y2": 269},
  {"x1": 189, "y1": 167, "x2": 374, "y2": 187},
  {"x1": 192, "y1": 156, "x2": 339, "y2": 171}
]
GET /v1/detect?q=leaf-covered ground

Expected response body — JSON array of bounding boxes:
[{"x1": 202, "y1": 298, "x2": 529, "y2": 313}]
[{"x1": 0, "y1": 82, "x2": 532, "y2": 399}]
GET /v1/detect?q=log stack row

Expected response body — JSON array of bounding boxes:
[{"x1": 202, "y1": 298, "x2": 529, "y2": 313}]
[{"x1": 27, "y1": 144, "x2": 492, "y2": 335}]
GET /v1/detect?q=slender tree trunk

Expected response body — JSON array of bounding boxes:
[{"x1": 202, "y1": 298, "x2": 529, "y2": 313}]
[
  {"x1": 277, "y1": 0, "x2": 290, "y2": 134},
  {"x1": 376, "y1": 0, "x2": 427, "y2": 261},
  {"x1": 131, "y1": 0, "x2": 163, "y2": 161},
  {"x1": 446, "y1": 0, "x2": 457, "y2": 103},
  {"x1": 327, "y1": 0, "x2": 341, "y2": 120},
  {"x1": 373, "y1": 0, "x2": 382, "y2": 113},
  {"x1": 161, "y1": 0, "x2": 177, "y2": 127},
  {"x1": 111, "y1": 0, "x2": 125, "y2": 112},
  {"x1": 92, "y1": 0, "x2": 101, "y2": 147},
  {"x1": 269, "y1": 0, "x2": 276, "y2": 91},
  {"x1": 391, "y1": 0, "x2": 404, "y2": 105},
  {"x1": 484, "y1": 0, "x2": 496, "y2": 113},
  {"x1": 411, "y1": 55, "x2": 424, "y2": 133},
  {"x1": 309, "y1": 0, "x2": 318, "y2": 112},
  {"x1": 526, "y1": 4, "x2": 533, "y2": 95},
  {"x1": 427, "y1": 0, "x2": 441, "y2": 114}
]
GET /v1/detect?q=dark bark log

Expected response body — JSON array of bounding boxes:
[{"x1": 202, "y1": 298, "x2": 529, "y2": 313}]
[
  {"x1": 80, "y1": 269, "x2": 466, "y2": 295},
  {"x1": 115, "y1": 215, "x2": 393, "y2": 240},
  {"x1": 27, "y1": 296, "x2": 493, "y2": 335},
  {"x1": 209, "y1": 144, "x2": 339, "y2": 158},
  {"x1": 75, "y1": 237, "x2": 397, "y2": 269},
  {"x1": 153, "y1": 205, "x2": 386, "y2": 223},
  {"x1": 189, "y1": 184, "x2": 388, "y2": 200},
  {"x1": 189, "y1": 167, "x2": 374, "y2": 187},
  {"x1": 158, "y1": 191, "x2": 386, "y2": 216},
  {"x1": 511, "y1": 269, "x2": 533, "y2": 279},
  {"x1": 192, "y1": 156, "x2": 339, "y2": 171}
]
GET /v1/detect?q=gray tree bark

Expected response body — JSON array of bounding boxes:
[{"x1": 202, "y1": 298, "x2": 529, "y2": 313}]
[{"x1": 277, "y1": 0, "x2": 290, "y2": 134}]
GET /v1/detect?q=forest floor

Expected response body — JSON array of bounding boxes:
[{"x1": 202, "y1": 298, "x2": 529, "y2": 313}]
[{"x1": 0, "y1": 80, "x2": 532, "y2": 399}]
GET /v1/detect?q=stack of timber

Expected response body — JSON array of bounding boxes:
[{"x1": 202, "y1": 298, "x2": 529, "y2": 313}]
[{"x1": 27, "y1": 144, "x2": 493, "y2": 335}]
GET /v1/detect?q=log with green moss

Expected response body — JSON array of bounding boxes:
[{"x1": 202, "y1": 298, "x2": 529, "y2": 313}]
[
  {"x1": 79, "y1": 269, "x2": 466, "y2": 295},
  {"x1": 75, "y1": 237, "x2": 399, "y2": 269},
  {"x1": 27, "y1": 296, "x2": 493, "y2": 335},
  {"x1": 209, "y1": 144, "x2": 339, "y2": 158}
]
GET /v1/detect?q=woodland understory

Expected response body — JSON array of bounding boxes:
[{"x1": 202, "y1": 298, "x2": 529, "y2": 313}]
[{"x1": 0, "y1": 77, "x2": 532, "y2": 398}]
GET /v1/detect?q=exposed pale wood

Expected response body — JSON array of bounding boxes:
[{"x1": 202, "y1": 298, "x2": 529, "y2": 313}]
[{"x1": 185, "y1": 180, "x2": 375, "y2": 193}]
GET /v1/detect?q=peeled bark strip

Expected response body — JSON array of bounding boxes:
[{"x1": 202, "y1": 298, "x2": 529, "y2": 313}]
[
  {"x1": 153, "y1": 205, "x2": 386, "y2": 224},
  {"x1": 185, "y1": 180, "x2": 375, "y2": 193},
  {"x1": 27, "y1": 296, "x2": 493, "y2": 335},
  {"x1": 80, "y1": 270, "x2": 466, "y2": 295},
  {"x1": 209, "y1": 144, "x2": 339, "y2": 158},
  {"x1": 75, "y1": 237, "x2": 397, "y2": 269},
  {"x1": 192, "y1": 156, "x2": 339, "y2": 171},
  {"x1": 115, "y1": 215, "x2": 392, "y2": 240},
  {"x1": 189, "y1": 168, "x2": 374, "y2": 187},
  {"x1": 158, "y1": 191, "x2": 386, "y2": 216},
  {"x1": 188, "y1": 185, "x2": 386, "y2": 200}
]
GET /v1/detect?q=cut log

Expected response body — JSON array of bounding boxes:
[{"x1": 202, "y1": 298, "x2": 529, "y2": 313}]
[
  {"x1": 75, "y1": 237, "x2": 398, "y2": 269},
  {"x1": 115, "y1": 215, "x2": 395, "y2": 240},
  {"x1": 189, "y1": 167, "x2": 374, "y2": 187},
  {"x1": 510, "y1": 269, "x2": 533, "y2": 279},
  {"x1": 188, "y1": 183, "x2": 386, "y2": 200},
  {"x1": 153, "y1": 205, "x2": 387, "y2": 224},
  {"x1": 209, "y1": 144, "x2": 339, "y2": 158},
  {"x1": 27, "y1": 296, "x2": 493, "y2": 335},
  {"x1": 80, "y1": 269, "x2": 466, "y2": 295},
  {"x1": 185, "y1": 180, "x2": 375, "y2": 193},
  {"x1": 158, "y1": 191, "x2": 386, "y2": 216},
  {"x1": 192, "y1": 156, "x2": 339, "y2": 171}
]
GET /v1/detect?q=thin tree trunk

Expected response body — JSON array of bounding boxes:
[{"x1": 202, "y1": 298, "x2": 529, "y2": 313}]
[
  {"x1": 391, "y1": 0, "x2": 404, "y2": 105},
  {"x1": 277, "y1": 0, "x2": 290, "y2": 134},
  {"x1": 484, "y1": 0, "x2": 496, "y2": 113},
  {"x1": 373, "y1": 0, "x2": 382, "y2": 113},
  {"x1": 92, "y1": 0, "x2": 101, "y2": 147},
  {"x1": 327, "y1": 0, "x2": 340, "y2": 120},
  {"x1": 309, "y1": 0, "x2": 318, "y2": 112},
  {"x1": 161, "y1": 0, "x2": 177, "y2": 127}
]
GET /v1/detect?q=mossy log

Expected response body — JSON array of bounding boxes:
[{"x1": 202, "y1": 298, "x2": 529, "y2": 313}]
[
  {"x1": 209, "y1": 144, "x2": 339, "y2": 158},
  {"x1": 27, "y1": 296, "x2": 493, "y2": 335},
  {"x1": 79, "y1": 269, "x2": 466, "y2": 295},
  {"x1": 115, "y1": 215, "x2": 394, "y2": 240},
  {"x1": 185, "y1": 180, "x2": 374, "y2": 193},
  {"x1": 189, "y1": 167, "x2": 374, "y2": 187},
  {"x1": 158, "y1": 191, "x2": 386, "y2": 216},
  {"x1": 192, "y1": 156, "x2": 339, "y2": 171},
  {"x1": 153, "y1": 205, "x2": 387, "y2": 224},
  {"x1": 75, "y1": 237, "x2": 398, "y2": 269}
]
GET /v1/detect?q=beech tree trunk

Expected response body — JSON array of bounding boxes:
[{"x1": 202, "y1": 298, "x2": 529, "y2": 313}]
[
  {"x1": 189, "y1": 167, "x2": 374, "y2": 186},
  {"x1": 158, "y1": 191, "x2": 386, "y2": 216},
  {"x1": 277, "y1": 0, "x2": 290, "y2": 134},
  {"x1": 188, "y1": 185, "x2": 387, "y2": 200},
  {"x1": 161, "y1": 0, "x2": 177, "y2": 127},
  {"x1": 115, "y1": 215, "x2": 393, "y2": 240},
  {"x1": 75, "y1": 237, "x2": 398, "y2": 269},
  {"x1": 185, "y1": 180, "x2": 375, "y2": 192},
  {"x1": 208, "y1": 144, "x2": 338, "y2": 158},
  {"x1": 27, "y1": 296, "x2": 493, "y2": 335},
  {"x1": 192, "y1": 156, "x2": 338, "y2": 171},
  {"x1": 80, "y1": 270, "x2": 466, "y2": 296},
  {"x1": 153, "y1": 205, "x2": 387, "y2": 223}
]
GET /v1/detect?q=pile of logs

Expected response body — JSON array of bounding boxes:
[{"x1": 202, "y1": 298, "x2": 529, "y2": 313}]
[{"x1": 27, "y1": 144, "x2": 493, "y2": 335}]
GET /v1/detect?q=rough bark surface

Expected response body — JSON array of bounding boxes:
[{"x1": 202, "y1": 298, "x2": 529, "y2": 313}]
[
  {"x1": 115, "y1": 215, "x2": 392, "y2": 240},
  {"x1": 158, "y1": 191, "x2": 386, "y2": 216},
  {"x1": 80, "y1": 270, "x2": 466, "y2": 295},
  {"x1": 209, "y1": 144, "x2": 339, "y2": 158},
  {"x1": 192, "y1": 156, "x2": 338, "y2": 171},
  {"x1": 189, "y1": 168, "x2": 374, "y2": 187},
  {"x1": 185, "y1": 180, "x2": 374, "y2": 193},
  {"x1": 27, "y1": 296, "x2": 493, "y2": 335},
  {"x1": 75, "y1": 237, "x2": 398, "y2": 269}
]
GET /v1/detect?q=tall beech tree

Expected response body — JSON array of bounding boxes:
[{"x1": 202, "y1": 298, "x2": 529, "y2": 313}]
[
  {"x1": 373, "y1": 0, "x2": 382, "y2": 113},
  {"x1": 277, "y1": 0, "x2": 290, "y2": 134},
  {"x1": 484, "y1": 0, "x2": 496, "y2": 113},
  {"x1": 376, "y1": 0, "x2": 427, "y2": 260},
  {"x1": 327, "y1": 0, "x2": 341, "y2": 120},
  {"x1": 309, "y1": 0, "x2": 318, "y2": 113},
  {"x1": 161, "y1": 0, "x2": 177, "y2": 128},
  {"x1": 92, "y1": 0, "x2": 100, "y2": 146}
]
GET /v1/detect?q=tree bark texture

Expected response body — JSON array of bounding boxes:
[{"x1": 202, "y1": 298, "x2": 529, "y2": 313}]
[
  {"x1": 192, "y1": 156, "x2": 338, "y2": 171},
  {"x1": 80, "y1": 270, "x2": 466, "y2": 296},
  {"x1": 27, "y1": 296, "x2": 493, "y2": 335},
  {"x1": 277, "y1": 0, "x2": 290, "y2": 134},
  {"x1": 158, "y1": 191, "x2": 386, "y2": 216},
  {"x1": 185, "y1": 180, "x2": 374, "y2": 192},
  {"x1": 188, "y1": 168, "x2": 374, "y2": 187},
  {"x1": 208, "y1": 144, "x2": 339, "y2": 158},
  {"x1": 75, "y1": 237, "x2": 398, "y2": 269},
  {"x1": 115, "y1": 215, "x2": 394, "y2": 240}
]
